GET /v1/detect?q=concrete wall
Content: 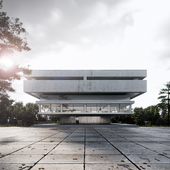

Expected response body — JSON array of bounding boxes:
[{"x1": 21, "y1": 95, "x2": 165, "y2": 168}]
[
  {"x1": 25, "y1": 70, "x2": 147, "y2": 79},
  {"x1": 39, "y1": 94, "x2": 131, "y2": 101},
  {"x1": 60, "y1": 116, "x2": 110, "y2": 124},
  {"x1": 24, "y1": 70, "x2": 147, "y2": 124},
  {"x1": 24, "y1": 80, "x2": 146, "y2": 93}
]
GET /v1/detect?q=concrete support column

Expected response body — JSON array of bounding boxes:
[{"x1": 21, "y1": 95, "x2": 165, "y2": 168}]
[
  {"x1": 129, "y1": 104, "x2": 132, "y2": 113},
  {"x1": 61, "y1": 104, "x2": 62, "y2": 112},
  {"x1": 84, "y1": 104, "x2": 86, "y2": 112},
  {"x1": 50, "y1": 104, "x2": 51, "y2": 112},
  {"x1": 108, "y1": 104, "x2": 110, "y2": 113},
  {"x1": 39, "y1": 104, "x2": 41, "y2": 113}
]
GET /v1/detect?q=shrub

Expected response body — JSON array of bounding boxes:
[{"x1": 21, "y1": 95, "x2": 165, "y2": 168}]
[
  {"x1": 155, "y1": 118, "x2": 166, "y2": 126},
  {"x1": 9, "y1": 118, "x2": 18, "y2": 125}
]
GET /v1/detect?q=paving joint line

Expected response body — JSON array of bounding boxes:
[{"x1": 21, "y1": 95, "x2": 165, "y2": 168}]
[
  {"x1": 109, "y1": 130, "x2": 170, "y2": 160},
  {"x1": 127, "y1": 139, "x2": 170, "y2": 160},
  {"x1": 28, "y1": 128, "x2": 77, "y2": 170},
  {"x1": 94, "y1": 128, "x2": 141, "y2": 170},
  {"x1": 105, "y1": 129, "x2": 170, "y2": 162},
  {"x1": 0, "y1": 128, "x2": 69, "y2": 159},
  {"x1": 83, "y1": 128, "x2": 86, "y2": 170}
]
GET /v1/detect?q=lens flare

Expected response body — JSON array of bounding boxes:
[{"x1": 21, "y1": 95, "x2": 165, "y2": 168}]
[{"x1": 0, "y1": 57, "x2": 14, "y2": 70}]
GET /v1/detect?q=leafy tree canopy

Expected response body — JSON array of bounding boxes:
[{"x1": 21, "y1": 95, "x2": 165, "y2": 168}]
[
  {"x1": 0, "y1": 0, "x2": 30, "y2": 56},
  {"x1": 158, "y1": 82, "x2": 170, "y2": 126},
  {"x1": 0, "y1": 0, "x2": 31, "y2": 101}
]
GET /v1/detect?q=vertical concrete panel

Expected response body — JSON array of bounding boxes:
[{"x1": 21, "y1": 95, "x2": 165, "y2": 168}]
[
  {"x1": 60, "y1": 116, "x2": 76, "y2": 124},
  {"x1": 60, "y1": 116, "x2": 110, "y2": 124}
]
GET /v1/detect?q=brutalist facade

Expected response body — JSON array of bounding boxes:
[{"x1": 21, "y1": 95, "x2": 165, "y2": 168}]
[{"x1": 24, "y1": 70, "x2": 147, "y2": 124}]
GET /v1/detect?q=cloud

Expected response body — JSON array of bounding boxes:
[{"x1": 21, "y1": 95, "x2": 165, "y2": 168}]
[
  {"x1": 3, "y1": 0, "x2": 134, "y2": 55},
  {"x1": 158, "y1": 20, "x2": 170, "y2": 46}
]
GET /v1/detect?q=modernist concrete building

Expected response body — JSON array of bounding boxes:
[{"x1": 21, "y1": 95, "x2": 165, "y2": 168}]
[{"x1": 24, "y1": 70, "x2": 147, "y2": 124}]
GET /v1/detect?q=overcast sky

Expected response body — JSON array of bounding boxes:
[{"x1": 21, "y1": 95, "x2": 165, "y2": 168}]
[{"x1": 2, "y1": 0, "x2": 170, "y2": 108}]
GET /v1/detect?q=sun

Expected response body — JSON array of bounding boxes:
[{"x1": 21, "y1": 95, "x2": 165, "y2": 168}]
[{"x1": 0, "y1": 57, "x2": 14, "y2": 71}]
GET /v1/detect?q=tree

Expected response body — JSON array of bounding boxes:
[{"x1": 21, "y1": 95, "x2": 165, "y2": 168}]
[
  {"x1": 25, "y1": 103, "x2": 39, "y2": 121},
  {"x1": 157, "y1": 102, "x2": 167, "y2": 119},
  {"x1": 0, "y1": 0, "x2": 30, "y2": 56},
  {"x1": 0, "y1": 102, "x2": 8, "y2": 124},
  {"x1": 13, "y1": 101, "x2": 24, "y2": 119},
  {"x1": 133, "y1": 107, "x2": 145, "y2": 126},
  {"x1": 0, "y1": 0, "x2": 31, "y2": 108},
  {"x1": 158, "y1": 82, "x2": 170, "y2": 126},
  {"x1": 144, "y1": 105, "x2": 160, "y2": 125}
]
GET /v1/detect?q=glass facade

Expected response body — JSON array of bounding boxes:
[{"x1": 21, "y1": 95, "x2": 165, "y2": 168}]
[
  {"x1": 110, "y1": 104, "x2": 119, "y2": 113},
  {"x1": 62, "y1": 104, "x2": 84, "y2": 113},
  {"x1": 41, "y1": 104, "x2": 61, "y2": 113},
  {"x1": 51, "y1": 104, "x2": 61, "y2": 113},
  {"x1": 110, "y1": 103, "x2": 130, "y2": 113},
  {"x1": 39, "y1": 103, "x2": 131, "y2": 113},
  {"x1": 120, "y1": 104, "x2": 130, "y2": 112},
  {"x1": 86, "y1": 104, "x2": 108, "y2": 113},
  {"x1": 41, "y1": 104, "x2": 50, "y2": 113}
]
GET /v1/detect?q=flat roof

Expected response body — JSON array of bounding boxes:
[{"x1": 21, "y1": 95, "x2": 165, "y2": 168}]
[{"x1": 25, "y1": 70, "x2": 147, "y2": 80}]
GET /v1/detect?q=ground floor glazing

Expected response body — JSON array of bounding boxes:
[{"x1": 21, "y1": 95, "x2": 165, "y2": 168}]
[{"x1": 37, "y1": 103, "x2": 132, "y2": 114}]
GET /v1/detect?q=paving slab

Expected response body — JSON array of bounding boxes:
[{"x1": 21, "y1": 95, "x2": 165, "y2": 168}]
[
  {"x1": 127, "y1": 154, "x2": 170, "y2": 163},
  {"x1": 0, "y1": 124, "x2": 170, "y2": 170},
  {"x1": 0, "y1": 163, "x2": 34, "y2": 170},
  {"x1": 136, "y1": 163, "x2": 170, "y2": 170},
  {"x1": 31, "y1": 163, "x2": 84, "y2": 170},
  {"x1": 0, "y1": 154, "x2": 43, "y2": 164},
  {"x1": 86, "y1": 138, "x2": 106, "y2": 141},
  {"x1": 49, "y1": 145, "x2": 84, "y2": 154},
  {"x1": 86, "y1": 148, "x2": 120, "y2": 154},
  {"x1": 119, "y1": 148, "x2": 157, "y2": 154},
  {"x1": 38, "y1": 154, "x2": 83, "y2": 163},
  {"x1": 12, "y1": 144, "x2": 56, "y2": 155},
  {"x1": 85, "y1": 163, "x2": 138, "y2": 170},
  {"x1": 0, "y1": 145, "x2": 29, "y2": 157},
  {"x1": 85, "y1": 154, "x2": 130, "y2": 163}
]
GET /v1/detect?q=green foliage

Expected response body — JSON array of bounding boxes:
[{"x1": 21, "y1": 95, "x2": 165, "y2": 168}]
[
  {"x1": 133, "y1": 106, "x2": 161, "y2": 126},
  {"x1": 25, "y1": 103, "x2": 39, "y2": 116},
  {"x1": 111, "y1": 115, "x2": 135, "y2": 124},
  {"x1": 164, "y1": 113, "x2": 169, "y2": 125},
  {"x1": 37, "y1": 115, "x2": 46, "y2": 122},
  {"x1": 0, "y1": 0, "x2": 31, "y2": 108},
  {"x1": 0, "y1": 102, "x2": 7, "y2": 119},
  {"x1": 15, "y1": 102, "x2": 38, "y2": 126},
  {"x1": 111, "y1": 117, "x2": 119, "y2": 123},
  {"x1": 130, "y1": 82, "x2": 170, "y2": 126},
  {"x1": 133, "y1": 107, "x2": 145, "y2": 125},
  {"x1": 157, "y1": 82, "x2": 170, "y2": 126},
  {"x1": 0, "y1": 0, "x2": 30, "y2": 55},
  {"x1": 155, "y1": 118, "x2": 166, "y2": 126},
  {"x1": 21, "y1": 114, "x2": 36, "y2": 126},
  {"x1": 50, "y1": 116, "x2": 60, "y2": 123},
  {"x1": 144, "y1": 105, "x2": 160, "y2": 125},
  {"x1": 0, "y1": 101, "x2": 38, "y2": 126},
  {"x1": 0, "y1": 0, "x2": 2, "y2": 9}
]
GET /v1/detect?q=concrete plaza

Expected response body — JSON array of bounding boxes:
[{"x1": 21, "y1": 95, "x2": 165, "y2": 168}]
[{"x1": 0, "y1": 124, "x2": 170, "y2": 170}]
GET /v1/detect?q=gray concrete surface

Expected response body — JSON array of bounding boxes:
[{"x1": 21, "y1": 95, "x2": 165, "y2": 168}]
[
  {"x1": 24, "y1": 70, "x2": 147, "y2": 124},
  {"x1": 0, "y1": 124, "x2": 170, "y2": 170}
]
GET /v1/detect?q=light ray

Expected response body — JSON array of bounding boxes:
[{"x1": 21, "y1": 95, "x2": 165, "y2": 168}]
[{"x1": 0, "y1": 57, "x2": 14, "y2": 71}]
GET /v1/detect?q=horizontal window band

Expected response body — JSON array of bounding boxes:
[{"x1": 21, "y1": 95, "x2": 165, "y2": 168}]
[
  {"x1": 29, "y1": 77, "x2": 84, "y2": 80},
  {"x1": 87, "y1": 77, "x2": 143, "y2": 80}
]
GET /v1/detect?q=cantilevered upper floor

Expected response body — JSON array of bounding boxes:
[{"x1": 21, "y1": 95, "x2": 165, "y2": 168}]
[
  {"x1": 24, "y1": 70, "x2": 147, "y2": 99},
  {"x1": 25, "y1": 70, "x2": 146, "y2": 80}
]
